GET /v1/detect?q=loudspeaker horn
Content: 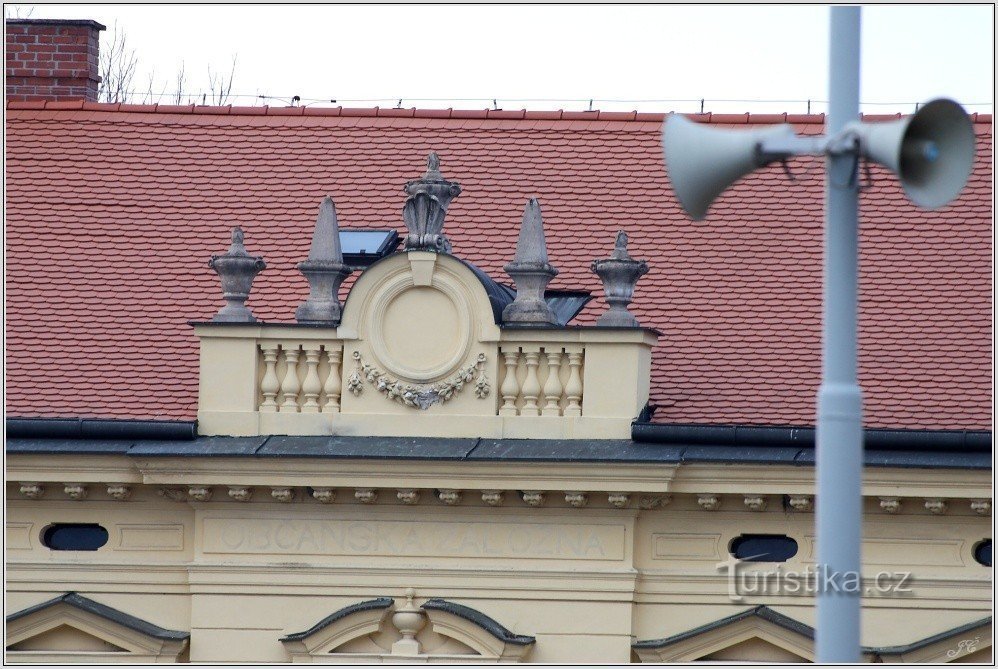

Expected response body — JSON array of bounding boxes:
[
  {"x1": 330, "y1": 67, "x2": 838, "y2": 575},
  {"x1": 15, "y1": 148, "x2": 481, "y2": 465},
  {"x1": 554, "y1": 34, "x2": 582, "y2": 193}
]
[
  {"x1": 661, "y1": 113, "x2": 796, "y2": 220},
  {"x1": 849, "y1": 98, "x2": 975, "y2": 209}
]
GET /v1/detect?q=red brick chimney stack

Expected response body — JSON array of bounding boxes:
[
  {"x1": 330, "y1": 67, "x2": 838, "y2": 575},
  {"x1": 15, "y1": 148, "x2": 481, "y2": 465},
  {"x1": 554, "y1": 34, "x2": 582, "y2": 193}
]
[{"x1": 5, "y1": 19, "x2": 105, "y2": 102}]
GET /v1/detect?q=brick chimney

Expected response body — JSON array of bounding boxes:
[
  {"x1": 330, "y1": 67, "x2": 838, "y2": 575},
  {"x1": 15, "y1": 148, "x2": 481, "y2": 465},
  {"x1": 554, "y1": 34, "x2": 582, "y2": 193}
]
[{"x1": 5, "y1": 19, "x2": 105, "y2": 102}]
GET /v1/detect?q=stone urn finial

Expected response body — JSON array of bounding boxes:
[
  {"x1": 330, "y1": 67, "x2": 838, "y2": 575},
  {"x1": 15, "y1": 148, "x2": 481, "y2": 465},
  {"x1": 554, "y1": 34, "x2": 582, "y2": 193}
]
[
  {"x1": 390, "y1": 588, "x2": 426, "y2": 656},
  {"x1": 402, "y1": 152, "x2": 462, "y2": 253},
  {"x1": 591, "y1": 231, "x2": 649, "y2": 327},
  {"x1": 208, "y1": 227, "x2": 266, "y2": 322},
  {"x1": 295, "y1": 196, "x2": 353, "y2": 324},
  {"x1": 502, "y1": 198, "x2": 559, "y2": 325}
]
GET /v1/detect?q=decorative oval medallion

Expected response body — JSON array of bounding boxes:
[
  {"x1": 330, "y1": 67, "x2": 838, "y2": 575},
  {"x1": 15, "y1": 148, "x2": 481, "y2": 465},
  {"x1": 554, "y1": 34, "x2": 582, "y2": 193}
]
[{"x1": 370, "y1": 276, "x2": 472, "y2": 382}]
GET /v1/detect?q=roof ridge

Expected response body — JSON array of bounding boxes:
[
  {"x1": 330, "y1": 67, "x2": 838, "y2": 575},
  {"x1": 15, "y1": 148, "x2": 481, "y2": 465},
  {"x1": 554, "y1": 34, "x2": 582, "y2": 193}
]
[{"x1": 13, "y1": 101, "x2": 989, "y2": 124}]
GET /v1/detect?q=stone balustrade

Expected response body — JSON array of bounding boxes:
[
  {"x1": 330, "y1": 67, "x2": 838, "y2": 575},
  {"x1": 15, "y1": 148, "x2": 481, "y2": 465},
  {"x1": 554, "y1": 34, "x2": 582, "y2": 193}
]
[
  {"x1": 195, "y1": 323, "x2": 655, "y2": 439},
  {"x1": 497, "y1": 344, "x2": 584, "y2": 418},
  {"x1": 257, "y1": 340, "x2": 345, "y2": 414}
]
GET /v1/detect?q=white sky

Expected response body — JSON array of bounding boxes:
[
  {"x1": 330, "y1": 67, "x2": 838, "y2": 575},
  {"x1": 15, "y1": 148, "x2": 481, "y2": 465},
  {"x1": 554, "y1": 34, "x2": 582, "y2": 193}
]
[{"x1": 9, "y1": 4, "x2": 995, "y2": 114}]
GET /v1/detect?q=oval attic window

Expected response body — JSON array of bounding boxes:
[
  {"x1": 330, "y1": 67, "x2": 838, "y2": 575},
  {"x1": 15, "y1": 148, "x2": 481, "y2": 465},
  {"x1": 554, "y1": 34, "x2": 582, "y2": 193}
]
[
  {"x1": 41, "y1": 524, "x2": 109, "y2": 551},
  {"x1": 730, "y1": 534, "x2": 798, "y2": 562}
]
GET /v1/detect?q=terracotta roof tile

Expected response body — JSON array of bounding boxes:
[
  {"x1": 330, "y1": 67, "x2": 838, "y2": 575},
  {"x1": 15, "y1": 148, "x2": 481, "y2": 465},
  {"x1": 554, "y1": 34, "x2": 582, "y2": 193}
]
[{"x1": 4, "y1": 107, "x2": 992, "y2": 429}]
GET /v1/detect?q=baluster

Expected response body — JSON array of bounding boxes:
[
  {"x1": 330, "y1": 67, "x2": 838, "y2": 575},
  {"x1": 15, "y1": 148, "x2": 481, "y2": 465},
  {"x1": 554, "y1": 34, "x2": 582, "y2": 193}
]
[
  {"x1": 322, "y1": 347, "x2": 343, "y2": 413},
  {"x1": 499, "y1": 349, "x2": 520, "y2": 416},
  {"x1": 260, "y1": 344, "x2": 280, "y2": 412},
  {"x1": 541, "y1": 348, "x2": 563, "y2": 416},
  {"x1": 279, "y1": 345, "x2": 301, "y2": 412},
  {"x1": 520, "y1": 348, "x2": 541, "y2": 416},
  {"x1": 301, "y1": 344, "x2": 322, "y2": 412},
  {"x1": 564, "y1": 350, "x2": 584, "y2": 417}
]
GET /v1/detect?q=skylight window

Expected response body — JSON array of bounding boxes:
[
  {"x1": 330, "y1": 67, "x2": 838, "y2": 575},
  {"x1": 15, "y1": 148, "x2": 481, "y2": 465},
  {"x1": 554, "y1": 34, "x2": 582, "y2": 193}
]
[{"x1": 339, "y1": 229, "x2": 401, "y2": 267}]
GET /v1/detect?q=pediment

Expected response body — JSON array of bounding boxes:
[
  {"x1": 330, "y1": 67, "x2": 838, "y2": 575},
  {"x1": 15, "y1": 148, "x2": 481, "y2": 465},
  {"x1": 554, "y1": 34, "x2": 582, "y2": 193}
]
[
  {"x1": 633, "y1": 606, "x2": 816, "y2": 662},
  {"x1": 8, "y1": 624, "x2": 128, "y2": 653},
  {"x1": 634, "y1": 607, "x2": 993, "y2": 663},
  {"x1": 5, "y1": 593, "x2": 188, "y2": 663},
  {"x1": 700, "y1": 637, "x2": 809, "y2": 662},
  {"x1": 871, "y1": 617, "x2": 992, "y2": 663},
  {"x1": 281, "y1": 592, "x2": 534, "y2": 663}
]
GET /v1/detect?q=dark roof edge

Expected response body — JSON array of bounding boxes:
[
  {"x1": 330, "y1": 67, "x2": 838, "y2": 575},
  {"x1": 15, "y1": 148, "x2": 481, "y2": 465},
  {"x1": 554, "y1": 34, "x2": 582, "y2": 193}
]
[
  {"x1": 632, "y1": 605, "x2": 813, "y2": 650},
  {"x1": 6, "y1": 417, "x2": 197, "y2": 441},
  {"x1": 634, "y1": 606, "x2": 991, "y2": 655},
  {"x1": 421, "y1": 598, "x2": 535, "y2": 646},
  {"x1": 279, "y1": 597, "x2": 393, "y2": 642},
  {"x1": 5, "y1": 18, "x2": 106, "y2": 30},
  {"x1": 632, "y1": 422, "x2": 992, "y2": 453},
  {"x1": 6, "y1": 592, "x2": 189, "y2": 640},
  {"x1": 866, "y1": 616, "x2": 991, "y2": 655}
]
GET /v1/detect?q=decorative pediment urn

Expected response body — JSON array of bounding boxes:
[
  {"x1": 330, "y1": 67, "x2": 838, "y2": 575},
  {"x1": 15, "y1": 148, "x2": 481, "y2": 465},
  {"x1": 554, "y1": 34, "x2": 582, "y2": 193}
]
[
  {"x1": 295, "y1": 196, "x2": 353, "y2": 324},
  {"x1": 209, "y1": 226, "x2": 266, "y2": 322},
  {"x1": 591, "y1": 230, "x2": 649, "y2": 327},
  {"x1": 502, "y1": 198, "x2": 559, "y2": 325},
  {"x1": 402, "y1": 152, "x2": 461, "y2": 253}
]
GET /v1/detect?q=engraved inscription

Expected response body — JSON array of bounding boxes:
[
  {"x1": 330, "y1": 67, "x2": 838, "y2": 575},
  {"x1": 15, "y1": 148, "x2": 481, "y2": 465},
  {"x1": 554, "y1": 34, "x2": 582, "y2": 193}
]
[{"x1": 203, "y1": 518, "x2": 625, "y2": 561}]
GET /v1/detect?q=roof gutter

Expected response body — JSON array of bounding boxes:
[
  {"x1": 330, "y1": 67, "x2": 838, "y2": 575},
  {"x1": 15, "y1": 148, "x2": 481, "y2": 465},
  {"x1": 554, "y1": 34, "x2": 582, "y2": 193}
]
[
  {"x1": 6, "y1": 418, "x2": 197, "y2": 441},
  {"x1": 631, "y1": 422, "x2": 991, "y2": 453}
]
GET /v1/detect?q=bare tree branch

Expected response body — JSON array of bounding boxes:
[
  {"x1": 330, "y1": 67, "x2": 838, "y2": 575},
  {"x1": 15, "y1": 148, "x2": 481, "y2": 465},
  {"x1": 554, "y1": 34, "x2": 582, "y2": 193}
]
[
  {"x1": 4, "y1": 5, "x2": 36, "y2": 19},
  {"x1": 173, "y1": 61, "x2": 186, "y2": 105},
  {"x1": 206, "y1": 55, "x2": 238, "y2": 105},
  {"x1": 98, "y1": 21, "x2": 138, "y2": 103}
]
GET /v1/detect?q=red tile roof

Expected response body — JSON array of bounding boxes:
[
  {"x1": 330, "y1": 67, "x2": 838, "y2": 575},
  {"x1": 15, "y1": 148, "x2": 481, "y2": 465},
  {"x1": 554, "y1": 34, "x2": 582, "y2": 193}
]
[{"x1": 5, "y1": 103, "x2": 992, "y2": 429}]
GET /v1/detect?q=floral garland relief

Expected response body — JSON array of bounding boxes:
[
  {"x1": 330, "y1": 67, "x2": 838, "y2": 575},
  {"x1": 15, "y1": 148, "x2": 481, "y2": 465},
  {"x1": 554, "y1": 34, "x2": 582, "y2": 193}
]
[{"x1": 347, "y1": 351, "x2": 490, "y2": 410}]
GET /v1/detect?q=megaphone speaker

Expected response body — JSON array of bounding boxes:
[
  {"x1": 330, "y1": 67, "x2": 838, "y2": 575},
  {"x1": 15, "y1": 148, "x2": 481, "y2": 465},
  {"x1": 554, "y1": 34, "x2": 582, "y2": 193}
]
[
  {"x1": 662, "y1": 113, "x2": 796, "y2": 220},
  {"x1": 850, "y1": 98, "x2": 975, "y2": 209}
]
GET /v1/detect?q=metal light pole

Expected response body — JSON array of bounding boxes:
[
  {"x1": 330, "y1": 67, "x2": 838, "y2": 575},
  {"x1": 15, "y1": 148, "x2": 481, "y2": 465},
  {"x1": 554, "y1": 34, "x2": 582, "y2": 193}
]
[
  {"x1": 661, "y1": 6, "x2": 975, "y2": 663},
  {"x1": 816, "y1": 6, "x2": 863, "y2": 662}
]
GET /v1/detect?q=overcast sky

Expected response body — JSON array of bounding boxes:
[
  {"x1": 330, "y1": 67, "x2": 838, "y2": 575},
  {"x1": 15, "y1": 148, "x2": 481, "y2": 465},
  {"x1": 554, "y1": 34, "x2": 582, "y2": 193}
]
[{"x1": 9, "y1": 4, "x2": 994, "y2": 114}]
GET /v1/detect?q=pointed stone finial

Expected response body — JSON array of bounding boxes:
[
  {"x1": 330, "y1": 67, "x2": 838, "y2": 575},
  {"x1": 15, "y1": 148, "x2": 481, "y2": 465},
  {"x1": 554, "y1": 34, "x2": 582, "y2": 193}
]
[
  {"x1": 502, "y1": 199, "x2": 559, "y2": 325},
  {"x1": 611, "y1": 231, "x2": 630, "y2": 259},
  {"x1": 425, "y1": 152, "x2": 442, "y2": 178},
  {"x1": 402, "y1": 152, "x2": 461, "y2": 253},
  {"x1": 295, "y1": 197, "x2": 353, "y2": 324},
  {"x1": 591, "y1": 230, "x2": 649, "y2": 327},
  {"x1": 208, "y1": 226, "x2": 266, "y2": 322},
  {"x1": 391, "y1": 588, "x2": 426, "y2": 656}
]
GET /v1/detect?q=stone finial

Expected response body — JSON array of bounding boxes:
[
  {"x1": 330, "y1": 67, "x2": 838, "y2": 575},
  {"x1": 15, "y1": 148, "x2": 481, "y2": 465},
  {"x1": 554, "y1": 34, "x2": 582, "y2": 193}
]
[
  {"x1": 295, "y1": 197, "x2": 353, "y2": 324},
  {"x1": 502, "y1": 199, "x2": 559, "y2": 325},
  {"x1": 402, "y1": 152, "x2": 461, "y2": 253},
  {"x1": 208, "y1": 227, "x2": 266, "y2": 322},
  {"x1": 590, "y1": 231, "x2": 649, "y2": 327},
  {"x1": 391, "y1": 588, "x2": 426, "y2": 656}
]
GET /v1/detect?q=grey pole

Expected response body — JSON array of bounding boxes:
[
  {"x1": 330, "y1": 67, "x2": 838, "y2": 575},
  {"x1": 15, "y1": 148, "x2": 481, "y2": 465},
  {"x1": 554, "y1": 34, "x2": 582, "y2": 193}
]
[{"x1": 816, "y1": 6, "x2": 863, "y2": 662}]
